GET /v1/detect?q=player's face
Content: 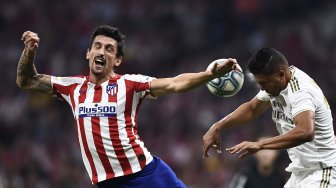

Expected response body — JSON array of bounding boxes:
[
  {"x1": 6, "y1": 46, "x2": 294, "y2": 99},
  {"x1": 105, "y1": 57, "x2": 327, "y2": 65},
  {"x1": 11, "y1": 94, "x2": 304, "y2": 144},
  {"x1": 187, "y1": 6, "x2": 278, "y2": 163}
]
[
  {"x1": 86, "y1": 35, "x2": 122, "y2": 77},
  {"x1": 254, "y1": 70, "x2": 286, "y2": 96}
]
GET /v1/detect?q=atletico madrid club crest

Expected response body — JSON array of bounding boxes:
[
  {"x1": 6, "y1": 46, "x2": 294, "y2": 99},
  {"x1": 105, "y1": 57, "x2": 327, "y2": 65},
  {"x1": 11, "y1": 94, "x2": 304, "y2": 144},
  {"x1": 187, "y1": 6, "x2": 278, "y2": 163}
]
[{"x1": 106, "y1": 84, "x2": 118, "y2": 96}]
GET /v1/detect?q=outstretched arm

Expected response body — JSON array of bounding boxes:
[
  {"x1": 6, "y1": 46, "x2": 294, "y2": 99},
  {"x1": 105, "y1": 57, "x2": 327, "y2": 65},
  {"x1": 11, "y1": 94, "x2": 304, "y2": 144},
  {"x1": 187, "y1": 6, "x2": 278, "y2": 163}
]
[
  {"x1": 203, "y1": 97, "x2": 271, "y2": 158},
  {"x1": 150, "y1": 58, "x2": 241, "y2": 97},
  {"x1": 16, "y1": 31, "x2": 52, "y2": 94}
]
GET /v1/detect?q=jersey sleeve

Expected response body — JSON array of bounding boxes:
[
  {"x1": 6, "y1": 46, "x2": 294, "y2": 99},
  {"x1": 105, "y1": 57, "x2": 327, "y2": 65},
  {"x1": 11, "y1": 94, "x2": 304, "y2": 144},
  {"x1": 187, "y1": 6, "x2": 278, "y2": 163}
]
[
  {"x1": 124, "y1": 74, "x2": 157, "y2": 99},
  {"x1": 256, "y1": 90, "x2": 271, "y2": 101},
  {"x1": 290, "y1": 90, "x2": 315, "y2": 117},
  {"x1": 51, "y1": 76, "x2": 85, "y2": 101}
]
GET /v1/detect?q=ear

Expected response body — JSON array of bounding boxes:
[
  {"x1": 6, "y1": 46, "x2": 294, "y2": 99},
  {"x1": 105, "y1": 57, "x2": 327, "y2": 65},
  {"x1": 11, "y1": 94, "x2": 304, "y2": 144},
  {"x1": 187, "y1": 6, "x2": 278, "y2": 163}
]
[
  {"x1": 278, "y1": 69, "x2": 285, "y2": 76},
  {"x1": 86, "y1": 49, "x2": 90, "y2": 60},
  {"x1": 114, "y1": 57, "x2": 123, "y2": 67},
  {"x1": 278, "y1": 69, "x2": 286, "y2": 81}
]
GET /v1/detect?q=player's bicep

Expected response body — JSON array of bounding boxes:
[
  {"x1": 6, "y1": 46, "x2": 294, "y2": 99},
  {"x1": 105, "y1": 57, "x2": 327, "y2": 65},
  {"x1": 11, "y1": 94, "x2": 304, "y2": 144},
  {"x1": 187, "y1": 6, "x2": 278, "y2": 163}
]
[
  {"x1": 229, "y1": 97, "x2": 270, "y2": 125},
  {"x1": 293, "y1": 110, "x2": 315, "y2": 135},
  {"x1": 250, "y1": 97, "x2": 271, "y2": 116},
  {"x1": 150, "y1": 78, "x2": 175, "y2": 97},
  {"x1": 293, "y1": 110, "x2": 315, "y2": 141}
]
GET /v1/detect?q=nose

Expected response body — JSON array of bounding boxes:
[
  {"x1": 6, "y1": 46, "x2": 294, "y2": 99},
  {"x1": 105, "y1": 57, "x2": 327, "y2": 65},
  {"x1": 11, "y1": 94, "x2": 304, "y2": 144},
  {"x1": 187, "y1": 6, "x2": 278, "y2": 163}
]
[{"x1": 97, "y1": 48, "x2": 104, "y2": 55}]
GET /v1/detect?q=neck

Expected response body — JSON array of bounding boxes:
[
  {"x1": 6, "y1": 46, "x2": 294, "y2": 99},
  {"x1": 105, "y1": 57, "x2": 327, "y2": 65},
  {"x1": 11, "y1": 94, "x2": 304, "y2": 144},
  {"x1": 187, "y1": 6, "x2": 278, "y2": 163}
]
[{"x1": 89, "y1": 72, "x2": 115, "y2": 85}]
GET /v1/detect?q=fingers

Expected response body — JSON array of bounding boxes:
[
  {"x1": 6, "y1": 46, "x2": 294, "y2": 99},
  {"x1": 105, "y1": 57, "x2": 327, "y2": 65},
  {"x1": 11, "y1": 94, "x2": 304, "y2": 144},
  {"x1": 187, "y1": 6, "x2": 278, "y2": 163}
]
[
  {"x1": 210, "y1": 62, "x2": 218, "y2": 74},
  {"x1": 223, "y1": 58, "x2": 242, "y2": 73},
  {"x1": 203, "y1": 142, "x2": 220, "y2": 158},
  {"x1": 226, "y1": 146, "x2": 235, "y2": 154},
  {"x1": 203, "y1": 144, "x2": 222, "y2": 159},
  {"x1": 227, "y1": 58, "x2": 237, "y2": 64},
  {"x1": 212, "y1": 144, "x2": 222, "y2": 154},
  {"x1": 22, "y1": 31, "x2": 40, "y2": 49},
  {"x1": 203, "y1": 142, "x2": 223, "y2": 158},
  {"x1": 233, "y1": 63, "x2": 242, "y2": 72},
  {"x1": 226, "y1": 142, "x2": 255, "y2": 159},
  {"x1": 216, "y1": 132, "x2": 222, "y2": 155},
  {"x1": 202, "y1": 140, "x2": 216, "y2": 158},
  {"x1": 226, "y1": 58, "x2": 242, "y2": 72},
  {"x1": 226, "y1": 144, "x2": 244, "y2": 154},
  {"x1": 202, "y1": 144, "x2": 210, "y2": 158}
]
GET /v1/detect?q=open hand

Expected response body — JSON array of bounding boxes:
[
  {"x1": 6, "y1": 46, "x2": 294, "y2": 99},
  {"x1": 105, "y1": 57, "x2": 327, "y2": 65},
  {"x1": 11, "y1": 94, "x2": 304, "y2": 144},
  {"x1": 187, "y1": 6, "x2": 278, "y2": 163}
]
[{"x1": 226, "y1": 141, "x2": 261, "y2": 159}]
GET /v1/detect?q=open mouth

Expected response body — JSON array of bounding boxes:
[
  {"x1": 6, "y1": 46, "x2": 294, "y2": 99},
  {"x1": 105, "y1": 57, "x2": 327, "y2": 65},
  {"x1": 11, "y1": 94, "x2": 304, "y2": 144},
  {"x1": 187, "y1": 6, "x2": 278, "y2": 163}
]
[{"x1": 94, "y1": 56, "x2": 106, "y2": 67}]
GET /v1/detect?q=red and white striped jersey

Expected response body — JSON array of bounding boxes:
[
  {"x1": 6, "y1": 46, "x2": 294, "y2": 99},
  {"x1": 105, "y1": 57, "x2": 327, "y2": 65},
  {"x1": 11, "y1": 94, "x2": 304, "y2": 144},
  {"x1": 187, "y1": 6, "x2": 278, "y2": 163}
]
[{"x1": 51, "y1": 74, "x2": 155, "y2": 184}]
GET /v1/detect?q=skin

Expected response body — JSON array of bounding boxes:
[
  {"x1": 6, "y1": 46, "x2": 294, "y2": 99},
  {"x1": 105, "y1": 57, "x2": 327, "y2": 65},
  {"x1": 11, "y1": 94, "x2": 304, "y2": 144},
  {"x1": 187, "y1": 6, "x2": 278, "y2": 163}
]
[
  {"x1": 203, "y1": 66, "x2": 316, "y2": 159},
  {"x1": 17, "y1": 31, "x2": 52, "y2": 94},
  {"x1": 17, "y1": 31, "x2": 242, "y2": 98},
  {"x1": 86, "y1": 35, "x2": 122, "y2": 84}
]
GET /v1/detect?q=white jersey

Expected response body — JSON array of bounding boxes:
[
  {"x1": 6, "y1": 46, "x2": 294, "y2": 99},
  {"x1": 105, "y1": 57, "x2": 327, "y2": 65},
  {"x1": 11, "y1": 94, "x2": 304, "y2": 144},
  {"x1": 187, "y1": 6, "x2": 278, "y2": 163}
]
[
  {"x1": 257, "y1": 66, "x2": 336, "y2": 172},
  {"x1": 51, "y1": 74, "x2": 155, "y2": 184}
]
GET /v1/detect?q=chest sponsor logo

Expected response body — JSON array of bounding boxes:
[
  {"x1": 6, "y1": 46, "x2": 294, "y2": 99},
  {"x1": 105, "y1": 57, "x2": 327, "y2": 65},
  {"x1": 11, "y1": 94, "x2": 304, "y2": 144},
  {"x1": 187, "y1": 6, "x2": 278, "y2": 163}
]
[
  {"x1": 271, "y1": 101, "x2": 293, "y2": 124},
  {"x1": 78, "y1": 102, "x2": 116, "y2": 118}
]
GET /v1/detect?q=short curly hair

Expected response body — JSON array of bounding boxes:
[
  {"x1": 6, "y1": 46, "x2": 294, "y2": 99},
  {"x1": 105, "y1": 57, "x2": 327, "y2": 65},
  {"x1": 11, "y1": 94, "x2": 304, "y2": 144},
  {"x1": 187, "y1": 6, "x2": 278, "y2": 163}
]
[
  {"x1": 89, "y1": 25, "x2": 126, "y2": 58},
  {"x1": 247, "y1": 47, "x2": 288, "y2": 76}
]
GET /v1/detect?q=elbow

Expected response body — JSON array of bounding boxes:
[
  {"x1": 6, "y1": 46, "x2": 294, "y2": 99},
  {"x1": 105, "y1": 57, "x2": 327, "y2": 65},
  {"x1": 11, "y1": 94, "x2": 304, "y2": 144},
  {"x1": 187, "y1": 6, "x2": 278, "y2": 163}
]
[
  {"x1": 16, "y1": 78, "x2": 29, "y2": 90},
  {"x1": 300, "y1": 129, "x2": 315, "y2": 142},
  {"x1": 305, "y1": 125, "x2": 315, "y2": 142},
  {"x1": 16, "y1": 78, "x2": 24, "y2": 89},
  {"x1": 305, "y1": 132, "x2": 315, "y2": 142}
]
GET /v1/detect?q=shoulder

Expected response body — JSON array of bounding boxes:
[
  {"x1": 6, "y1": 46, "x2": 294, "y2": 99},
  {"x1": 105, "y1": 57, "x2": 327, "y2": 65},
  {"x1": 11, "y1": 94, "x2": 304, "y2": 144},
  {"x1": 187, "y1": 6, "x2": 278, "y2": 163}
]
[
  {"x1": 122, "y1": 74, "x2": 156, "y2": 83},
  {"x1": 51, "y1": 75, "x2": 87, "y2": 86},
  {"x1": 288, "y1": 67, "x2": 316, "y2": 93}
]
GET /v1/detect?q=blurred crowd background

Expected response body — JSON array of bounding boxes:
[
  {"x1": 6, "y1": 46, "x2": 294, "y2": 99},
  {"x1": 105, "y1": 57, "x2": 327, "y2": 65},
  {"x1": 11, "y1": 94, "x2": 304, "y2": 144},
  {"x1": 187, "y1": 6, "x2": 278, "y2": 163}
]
[{"x1": 1, "y1": 0, "x2": 336, "y2": 187}]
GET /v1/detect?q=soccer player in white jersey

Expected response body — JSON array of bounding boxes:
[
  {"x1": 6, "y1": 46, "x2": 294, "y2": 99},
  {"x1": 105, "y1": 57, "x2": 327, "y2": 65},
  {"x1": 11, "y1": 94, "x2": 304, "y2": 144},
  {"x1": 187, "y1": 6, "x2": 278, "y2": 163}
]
[
  {"x1": 203, "y1": 47, "x2": 336, "y2": 188},
  {"x1": 16, "y1": 25, "x2": 241, "y2": 187}
]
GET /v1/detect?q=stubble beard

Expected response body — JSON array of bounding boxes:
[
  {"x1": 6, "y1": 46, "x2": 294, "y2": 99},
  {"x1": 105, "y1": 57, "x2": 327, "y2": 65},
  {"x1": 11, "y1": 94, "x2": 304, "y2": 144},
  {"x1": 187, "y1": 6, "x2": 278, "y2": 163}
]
[{"x1": 91, "y1": 67, "x2": 106, "y2": 78}]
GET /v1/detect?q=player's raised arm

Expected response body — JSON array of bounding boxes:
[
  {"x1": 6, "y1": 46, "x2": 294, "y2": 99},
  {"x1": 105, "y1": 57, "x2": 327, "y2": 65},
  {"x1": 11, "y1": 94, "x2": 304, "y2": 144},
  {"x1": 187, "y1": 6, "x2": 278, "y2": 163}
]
[
  {"x1": 16, "y1": 31, "x2": 52, "y2": 94},
  {"x1": 150, "y1": 58, "x2": 241, "y2": 97}
]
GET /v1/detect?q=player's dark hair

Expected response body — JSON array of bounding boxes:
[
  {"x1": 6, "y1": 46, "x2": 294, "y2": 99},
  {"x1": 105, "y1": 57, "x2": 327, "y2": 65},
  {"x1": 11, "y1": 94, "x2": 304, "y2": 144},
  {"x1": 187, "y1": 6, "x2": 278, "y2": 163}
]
[
  {"x1": 89, "y1": 25, "x2": 126, "y2": 58},
  {"x1": 247, "y1": 47, "x2": 288, "y2": 75}
]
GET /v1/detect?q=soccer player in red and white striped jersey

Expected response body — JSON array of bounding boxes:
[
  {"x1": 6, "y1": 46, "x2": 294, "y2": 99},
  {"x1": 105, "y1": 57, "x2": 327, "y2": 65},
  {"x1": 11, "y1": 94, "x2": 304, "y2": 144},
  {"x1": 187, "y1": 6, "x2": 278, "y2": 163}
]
[{"x1": 17, "y1": 25, "x2": 241, "y2": 187}]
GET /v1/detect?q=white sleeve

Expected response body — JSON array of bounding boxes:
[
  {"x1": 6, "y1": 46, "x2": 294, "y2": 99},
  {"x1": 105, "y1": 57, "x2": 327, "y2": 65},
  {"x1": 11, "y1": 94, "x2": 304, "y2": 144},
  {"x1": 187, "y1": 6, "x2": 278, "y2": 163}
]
[
  {"x1": 256, "y1": 90, "x2": 271, "y2": 101},
  {"x1": 290, "y1": 91, "x2": 315, "y2": 117}
]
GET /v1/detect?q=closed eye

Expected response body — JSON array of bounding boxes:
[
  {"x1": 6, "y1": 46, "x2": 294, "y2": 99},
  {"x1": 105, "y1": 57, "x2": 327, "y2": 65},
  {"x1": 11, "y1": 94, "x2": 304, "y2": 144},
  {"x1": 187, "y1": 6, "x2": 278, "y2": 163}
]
[
  {"x1": 93, "y1": 42, "x2": 102, "y2": 49},
  {"x1": 105, "y1": 44, "x2": 115, "y2": 53}
]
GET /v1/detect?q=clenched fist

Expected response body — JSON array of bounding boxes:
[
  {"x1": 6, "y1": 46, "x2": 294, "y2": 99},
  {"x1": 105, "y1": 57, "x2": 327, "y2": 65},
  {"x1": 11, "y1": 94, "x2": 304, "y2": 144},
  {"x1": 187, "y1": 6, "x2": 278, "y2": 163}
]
[{"x1": 21, "y1": 31, "x2": 40, "y2": 53}]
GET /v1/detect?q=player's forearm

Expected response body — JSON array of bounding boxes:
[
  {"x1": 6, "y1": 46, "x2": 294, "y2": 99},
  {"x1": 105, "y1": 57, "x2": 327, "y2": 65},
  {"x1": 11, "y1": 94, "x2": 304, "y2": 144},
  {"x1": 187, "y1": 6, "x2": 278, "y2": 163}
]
[
  {"x1": 16, "y1": 48, "x2": 38, "y2": 89},
  {"x1": 171, "y1": 70, "x2": 215, "y2": 92},
  {"x1": 213, "y1": 102, "x2": 259, "y2": 131},
  {"x1": 258, "y1": 129, "x2": 314, "y2": 150}
]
